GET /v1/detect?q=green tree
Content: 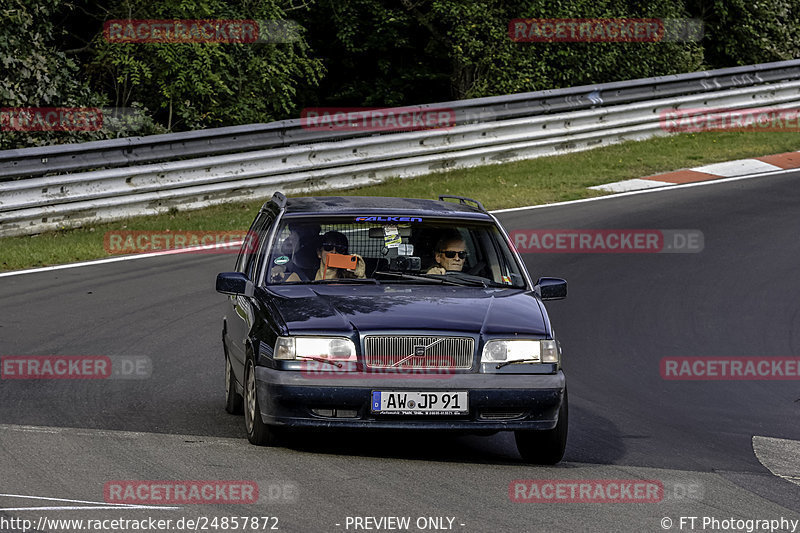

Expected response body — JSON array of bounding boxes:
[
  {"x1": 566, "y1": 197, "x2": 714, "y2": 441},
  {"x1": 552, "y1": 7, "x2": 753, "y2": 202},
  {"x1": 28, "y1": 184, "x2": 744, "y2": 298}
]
[
  {"x1": 297, "y1": 0, "x2": 704, "y2": 105},
  {"x1": 0, "y1": 0, "x2": 105, "y2": 148},
  {"x1": 3, "y1": 0, "x2": 798, "y2": 152},
  {"x1": 439, "y1": 0, "x2": 705, "y2": 97},
  {"x1": 87, "y1": 0, "x2": 325, "y2": 131},
  {"x1": 687, "y1": 0, "x2": 800, "y2": 67}
]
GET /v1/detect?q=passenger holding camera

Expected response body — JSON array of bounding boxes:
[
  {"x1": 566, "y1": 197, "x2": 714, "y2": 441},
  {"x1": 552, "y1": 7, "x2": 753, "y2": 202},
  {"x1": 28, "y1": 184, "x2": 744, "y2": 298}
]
[{"x1": 315, "y1": 231, "x2": 366, "y2": 280}]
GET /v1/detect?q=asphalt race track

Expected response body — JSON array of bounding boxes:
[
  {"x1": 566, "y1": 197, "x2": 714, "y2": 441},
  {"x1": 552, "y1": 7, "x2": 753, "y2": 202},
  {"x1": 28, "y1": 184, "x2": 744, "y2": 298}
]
[{"x1": 2, "y1": 173, "x2": 800, "y2": 532}]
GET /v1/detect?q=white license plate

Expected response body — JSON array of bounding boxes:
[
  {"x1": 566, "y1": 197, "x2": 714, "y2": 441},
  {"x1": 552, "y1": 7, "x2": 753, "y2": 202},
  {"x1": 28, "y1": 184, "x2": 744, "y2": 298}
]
[{"x1": 371, "y1": 391, "x2": 468, "y2": 415}]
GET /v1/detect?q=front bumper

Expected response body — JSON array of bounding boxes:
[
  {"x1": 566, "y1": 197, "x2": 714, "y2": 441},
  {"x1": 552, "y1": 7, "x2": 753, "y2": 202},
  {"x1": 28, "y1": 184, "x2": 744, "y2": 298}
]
[{"x1": 254, "y1": 365, "x2": 565, "y2": 431}]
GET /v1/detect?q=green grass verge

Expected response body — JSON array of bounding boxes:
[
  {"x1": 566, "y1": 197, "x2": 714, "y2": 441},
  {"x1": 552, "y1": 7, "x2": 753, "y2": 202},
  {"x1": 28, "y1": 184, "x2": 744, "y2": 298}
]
[{"x1": 2, "y1": 130, "x2": 799, "y2": 272}]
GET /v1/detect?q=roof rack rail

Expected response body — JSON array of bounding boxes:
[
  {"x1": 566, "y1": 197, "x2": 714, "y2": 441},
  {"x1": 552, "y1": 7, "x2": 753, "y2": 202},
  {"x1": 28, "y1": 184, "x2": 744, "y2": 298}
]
[
  {"x1": 438, "y1": 195, "x2": 486, "y2": 213},
  {"x1": 263, "y1": 191, "x2": 287, "y2": 211}
]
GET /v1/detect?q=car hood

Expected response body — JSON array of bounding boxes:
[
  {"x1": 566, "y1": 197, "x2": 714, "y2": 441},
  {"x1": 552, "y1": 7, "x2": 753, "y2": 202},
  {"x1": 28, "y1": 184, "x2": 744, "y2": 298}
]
[{"x1": 265, "y1": 284, "x2": 549, "y2": 336}]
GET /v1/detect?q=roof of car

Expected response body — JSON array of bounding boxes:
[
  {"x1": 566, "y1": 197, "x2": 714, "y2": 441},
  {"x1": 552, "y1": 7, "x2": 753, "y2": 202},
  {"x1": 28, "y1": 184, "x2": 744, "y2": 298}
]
[{"x1": 280, "y1": 196, "x2": 491, "y2": 219}]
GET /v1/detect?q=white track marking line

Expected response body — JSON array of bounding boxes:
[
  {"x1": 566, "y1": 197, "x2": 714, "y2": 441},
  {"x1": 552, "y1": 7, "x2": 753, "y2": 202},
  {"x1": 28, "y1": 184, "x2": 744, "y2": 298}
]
[
  {"x1": 0, "y1": 423, "x2": 240, "y2": 445},
  {"x1": 0, "y1": 493, "x2": 140, "y2": 507},
  {"x1": 0, "y1": 426, "x2": 237, "y2": 513},
  {"x1": 0, "y1": 240, "x2": 243, "y2": 278},
  {"x1": 752, "y1": 436, "x2": 800, "y2": 488},
  {"x1": 493, "y1": 166, "x2": 797, "y2": 213},
  {"x1": 0, "y1": 505, "x2": 180, "y2": 511},
  {"x1": 693, "y1": 159, "x2": 782, "y2": 177},
  {"x1": 0, "y1": 494, "x2": 180, "y2": 511},
  {"x1": 588, "y1": 178, "x2": 673, "y2": 192},
  {"x1": 1, "y1": 165, "x2": 796, "y2": 277}
]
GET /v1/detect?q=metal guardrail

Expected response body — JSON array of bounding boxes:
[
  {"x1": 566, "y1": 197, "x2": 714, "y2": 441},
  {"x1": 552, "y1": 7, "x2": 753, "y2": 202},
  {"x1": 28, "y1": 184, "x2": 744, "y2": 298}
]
[
  {"x1": 3, "y1": 59, "x2": 800, "y2": 180},
  {"x1": 2, "y1": 59, "x2": 800, "y2": 237}
]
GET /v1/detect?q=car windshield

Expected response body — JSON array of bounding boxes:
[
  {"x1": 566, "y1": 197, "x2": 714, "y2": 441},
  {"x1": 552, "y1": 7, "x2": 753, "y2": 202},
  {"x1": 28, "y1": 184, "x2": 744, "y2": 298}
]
[{"x1": 264, "y1": 216, "x2": 526, "y2": 288}]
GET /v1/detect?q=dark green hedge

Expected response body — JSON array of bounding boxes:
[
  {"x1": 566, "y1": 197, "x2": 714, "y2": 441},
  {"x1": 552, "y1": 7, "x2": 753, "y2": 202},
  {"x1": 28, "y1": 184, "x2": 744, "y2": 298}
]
[{"x1": 1, "y1": 0, "x2": 797, "y2": 149}]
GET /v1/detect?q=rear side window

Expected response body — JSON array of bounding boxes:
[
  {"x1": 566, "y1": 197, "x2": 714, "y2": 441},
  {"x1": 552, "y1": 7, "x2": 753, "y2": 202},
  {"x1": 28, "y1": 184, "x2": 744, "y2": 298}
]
[{"x1": 235, "y1": 211, "x2": 275, "y2": 278}]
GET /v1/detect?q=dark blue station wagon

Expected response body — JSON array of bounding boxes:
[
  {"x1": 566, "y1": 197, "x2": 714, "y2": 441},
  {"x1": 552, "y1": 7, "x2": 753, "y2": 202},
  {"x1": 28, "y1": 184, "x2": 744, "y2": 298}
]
[{"x1": 216, "y1": 193, "x2": 568, "y2": 463}]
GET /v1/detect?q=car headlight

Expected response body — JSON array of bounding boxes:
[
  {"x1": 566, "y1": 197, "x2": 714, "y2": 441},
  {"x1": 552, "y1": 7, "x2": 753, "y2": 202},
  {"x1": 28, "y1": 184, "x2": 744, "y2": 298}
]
[
  {"x1": 273, "y1": 336, "x2": 356, "y2": 361},
  {"x1": 480, "y1": 339, "x2": 559, "y2": 364}
]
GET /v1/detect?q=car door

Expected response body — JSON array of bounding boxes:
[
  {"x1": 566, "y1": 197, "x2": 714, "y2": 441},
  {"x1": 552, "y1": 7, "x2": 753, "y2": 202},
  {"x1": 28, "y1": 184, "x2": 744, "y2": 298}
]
[{"x1": 224, "y1": 209, "x2": 276, "y2": 383}]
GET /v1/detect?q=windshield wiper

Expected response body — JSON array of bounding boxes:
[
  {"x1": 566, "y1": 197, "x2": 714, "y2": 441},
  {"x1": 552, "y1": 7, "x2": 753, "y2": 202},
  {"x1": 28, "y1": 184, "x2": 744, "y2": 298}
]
[
  {"x1": 495, "y1": 359, "x2": 542, "y2": 369},
  {"x1": 310, "y1": 278, "x2": 379, "y2": 284},
  {"x1": 425, "y1": 272, "x2": 489, "y2": 287},
  {"x1": 373, "y1": 271, "x2": 462, "y2": 286},
  {"x1": 444, "y1": 272, "x2": 515, "y2": 288},
  {"x1": 298, "y1": 356, "x2": 343, "y2": 368}
]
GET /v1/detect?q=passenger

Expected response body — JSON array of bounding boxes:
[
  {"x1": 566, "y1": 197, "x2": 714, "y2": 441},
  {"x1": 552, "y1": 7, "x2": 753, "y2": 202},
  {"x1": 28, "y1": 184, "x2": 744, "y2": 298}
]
[
  {"x1": 314, "y1": 230, "x2": 366, "y2": 280},
  {"x1": 426, "y1": 233, "x2": 467, "y2": 274}
]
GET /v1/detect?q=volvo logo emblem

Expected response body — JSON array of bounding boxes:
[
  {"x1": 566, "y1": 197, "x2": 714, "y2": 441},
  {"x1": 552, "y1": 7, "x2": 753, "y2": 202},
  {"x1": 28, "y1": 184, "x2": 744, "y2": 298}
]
[{"x1": 391, "y1": 338, "x2": 446, "y2": 368}]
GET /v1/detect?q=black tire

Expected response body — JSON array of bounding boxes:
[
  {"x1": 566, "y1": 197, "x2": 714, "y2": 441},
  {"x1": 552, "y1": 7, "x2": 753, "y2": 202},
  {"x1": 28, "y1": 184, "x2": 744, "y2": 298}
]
[
  {"x1": 224, "y1": 356, "x2": 243, "y2": 415},
  {"x1": 243, "y1": 358, "x2": 280, "y2": 446},
  {"x1": 515, "y1": 389, "x2": 568, "y2": 465}
]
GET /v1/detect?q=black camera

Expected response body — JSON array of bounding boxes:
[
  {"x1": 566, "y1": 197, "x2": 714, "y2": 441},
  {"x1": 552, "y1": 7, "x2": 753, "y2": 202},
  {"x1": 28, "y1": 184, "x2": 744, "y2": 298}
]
[{"x1": 389, "y1": 256, "x2": 421, "y2": 272}]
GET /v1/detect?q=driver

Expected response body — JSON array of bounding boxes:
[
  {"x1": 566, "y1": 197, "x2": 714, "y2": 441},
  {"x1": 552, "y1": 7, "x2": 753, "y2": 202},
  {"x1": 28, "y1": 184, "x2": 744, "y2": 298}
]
[{"x1": 426, "y1": 233, "x2": 467, "y2": 274}]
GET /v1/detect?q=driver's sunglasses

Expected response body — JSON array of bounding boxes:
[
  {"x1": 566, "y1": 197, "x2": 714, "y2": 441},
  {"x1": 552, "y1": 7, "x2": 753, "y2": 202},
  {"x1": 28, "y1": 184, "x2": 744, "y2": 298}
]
[
  {"x1": 439, "y1": 250, "x2": 467, "y2": 259},
  {"x1": 322, "y1": 243, "x2": 348, "y2": 254}
]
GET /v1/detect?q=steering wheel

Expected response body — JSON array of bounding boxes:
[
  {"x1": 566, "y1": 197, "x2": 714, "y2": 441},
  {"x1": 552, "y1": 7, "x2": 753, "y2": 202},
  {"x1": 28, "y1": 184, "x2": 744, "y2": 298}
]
[{"x1": 466, "y1": 260, "x2": 487, "y2": 277}]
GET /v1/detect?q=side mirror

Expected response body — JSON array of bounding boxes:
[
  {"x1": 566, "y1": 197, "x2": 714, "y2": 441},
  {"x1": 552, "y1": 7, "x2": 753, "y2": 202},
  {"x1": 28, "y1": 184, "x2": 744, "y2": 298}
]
[
  {"x1": 534, "y1": 277, "x2": 567, "y2": 300},
  {"x1": 216, "y1": 272, "x2": 255, "y2": 297}
]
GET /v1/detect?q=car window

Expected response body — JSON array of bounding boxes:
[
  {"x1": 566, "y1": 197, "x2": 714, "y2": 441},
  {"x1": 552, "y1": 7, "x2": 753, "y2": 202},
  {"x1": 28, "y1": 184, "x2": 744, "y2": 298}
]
[
  {"x1": 236, "y1": 210, "x2": 274, "y2": 278},
  {"x1": 250, "y1": 213, "x2": 277, "y2": 282},
  {"x1": 264, "y1": 216, "x2": 527, "y2": 288}
]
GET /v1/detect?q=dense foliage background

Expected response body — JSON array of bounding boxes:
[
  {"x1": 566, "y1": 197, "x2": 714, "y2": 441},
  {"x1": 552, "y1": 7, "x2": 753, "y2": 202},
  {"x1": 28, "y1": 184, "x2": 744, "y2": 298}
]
[{"x1": 1, "y1": 0, "x2": 798, "y2": 149}]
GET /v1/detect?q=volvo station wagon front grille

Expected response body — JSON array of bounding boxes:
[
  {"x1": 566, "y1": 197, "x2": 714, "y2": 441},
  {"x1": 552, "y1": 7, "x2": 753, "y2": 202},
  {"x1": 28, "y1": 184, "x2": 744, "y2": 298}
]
[{"x1": 363, "y1": 335, "x2": 474, "y2": 369}]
